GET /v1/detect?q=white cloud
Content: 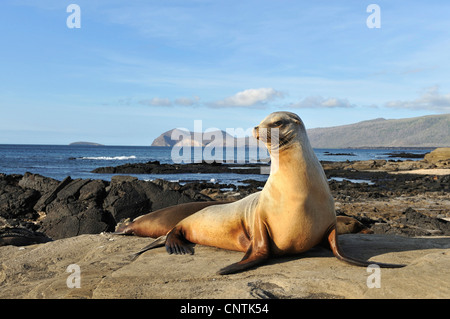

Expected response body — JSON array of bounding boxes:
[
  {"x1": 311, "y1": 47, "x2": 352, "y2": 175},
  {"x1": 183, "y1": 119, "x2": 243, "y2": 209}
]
[
  {"x1": 139, "y1": 96, "x2": 200, "y2": 106},
  {"x1": 139, "y1": 97, "x2": 172, "y2": 107},
  {"x1": 209, "y1": 88, "x2": 284, "y2": 108},
  {"x1": 174, "y1": 96, "x2": 200, "y2": 106},
  {"x1": 138, "y1": 96, "x2": 200, "y2": 107},
  {"x1": 385, "y1": 86, "x2": 450, "y2": 112},
  {"x1": 288, "y1": 96, "x2": 356, "y2": 109}
]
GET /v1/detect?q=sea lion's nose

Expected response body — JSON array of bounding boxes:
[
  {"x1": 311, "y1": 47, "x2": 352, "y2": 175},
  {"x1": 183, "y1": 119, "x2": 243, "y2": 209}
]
[{"x1": 253, "y1": 126, "x2": 259, "y2": 139}]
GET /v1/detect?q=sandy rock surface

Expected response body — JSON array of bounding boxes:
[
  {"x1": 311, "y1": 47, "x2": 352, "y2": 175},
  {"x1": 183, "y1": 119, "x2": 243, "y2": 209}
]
[{"x1": 1, "y1": 233, "x2": 448, "y2": 299}]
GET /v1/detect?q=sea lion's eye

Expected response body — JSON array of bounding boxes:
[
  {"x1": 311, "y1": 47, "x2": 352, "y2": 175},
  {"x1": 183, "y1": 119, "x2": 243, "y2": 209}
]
[{"x1": 273, "y1": 120, "x2": 283, "y2": 127}]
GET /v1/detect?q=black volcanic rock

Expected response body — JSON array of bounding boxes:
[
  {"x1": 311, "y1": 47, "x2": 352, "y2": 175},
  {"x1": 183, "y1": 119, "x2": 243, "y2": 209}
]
[
  {"x1": 0, "y1": 174, "x2": 40, "y2": 220},
  {"x1": 103, "y1": 176, "x2": 211, "y2": 222},
  {"x1": 385, "y1": 152, "x2": 426, "y2": 159},
  {"x1": 92, "y1": 161, "x2": 266, "y2": 175},
  {"x1": 103, "y1": 177, "x2": 152, "y2": 222},
  {"x1": 40, "y1": 178, "x2": 114, "y2": 239}
]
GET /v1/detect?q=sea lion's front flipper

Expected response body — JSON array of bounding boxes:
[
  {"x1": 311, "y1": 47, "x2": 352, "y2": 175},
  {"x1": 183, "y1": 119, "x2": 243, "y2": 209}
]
[
  {"x1": 165, "y1": 227, "x2": 195, "y2": 255},
  {"x1": 217, "y1": 216, "x2": 270, "y2": 275}
]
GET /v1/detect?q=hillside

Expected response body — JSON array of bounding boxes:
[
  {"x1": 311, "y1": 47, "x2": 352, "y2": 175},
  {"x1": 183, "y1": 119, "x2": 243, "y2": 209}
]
[
  {"x1": 307, "y1": 114, "x2": 450, "y2": 148},
  {"x1": 151, "y1": 114, "x2": 450, "y2": 148}
]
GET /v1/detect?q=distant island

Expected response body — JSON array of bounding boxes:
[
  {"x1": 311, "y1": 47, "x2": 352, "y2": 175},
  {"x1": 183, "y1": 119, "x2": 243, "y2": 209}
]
[
  {"x1": 69, "y1": 141, "x2": 104, "y2": 146},
  {"x1": 151, "y1": 114, "x2": 450, "y2": 148}
]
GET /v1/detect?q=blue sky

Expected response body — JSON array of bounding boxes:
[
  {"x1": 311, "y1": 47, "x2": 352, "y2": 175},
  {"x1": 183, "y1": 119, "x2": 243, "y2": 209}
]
[{"x1": 1, "y1": 0, "x2": 449, "y2": 145}]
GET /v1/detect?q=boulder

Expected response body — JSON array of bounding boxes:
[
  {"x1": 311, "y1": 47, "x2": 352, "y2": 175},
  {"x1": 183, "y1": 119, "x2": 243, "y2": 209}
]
[
  {"x1": 79, "y1": 179, "x2": 108, "y2": 203},
  {"x1": 18, "y1": 173, "x2": 60, "y2": 194},
  {"x1": 39, "y1": 179, "x2": 115, "y2": 240},
  {"x1": 103, "y1": 178, "x2": 211, "y2": 223},
  {"x1": 424, "y1": 147, "x2": 450, "y2": 167},
  {"x1": 33, "y1": 176, "x2": 73, "y2": 212},
  {"x1": 55, "y1": 179, "x2": 91, "y2": 202},
  {"x1": 0, "y1": 174, "x2": 40, "y2": 220},
  {"x1": 103, "y1": 178, "x2": 152, "y2": 222}
]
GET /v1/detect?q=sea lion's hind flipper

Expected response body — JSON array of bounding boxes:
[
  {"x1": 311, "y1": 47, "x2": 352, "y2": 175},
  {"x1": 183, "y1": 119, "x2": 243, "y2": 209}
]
[
  {"x1": 326, "y1": 225, "x2": 406, "y2": 268},
  {"x1": 218, "y1": 217, "x2": 270, "y2": 275},
  {"x1": 129, "y1": 235, "x2": 167, "y2": 260},
  {"x1": 165, "y1": 228, "x2": 195, "y2": 255},
  {"x1": 217, "y1": 248, "x2": 268, "y2": 275}
]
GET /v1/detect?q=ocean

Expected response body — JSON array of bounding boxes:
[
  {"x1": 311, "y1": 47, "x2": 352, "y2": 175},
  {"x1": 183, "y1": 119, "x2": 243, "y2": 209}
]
[{"x1": 0, "y1": 144, "x2": 433, "y2": 185}]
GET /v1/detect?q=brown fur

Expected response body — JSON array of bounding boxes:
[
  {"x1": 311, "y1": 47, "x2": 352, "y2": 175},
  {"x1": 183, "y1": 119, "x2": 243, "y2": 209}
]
[{"x1": 115, "y1": 201, "x2": 228, "y2": 237}]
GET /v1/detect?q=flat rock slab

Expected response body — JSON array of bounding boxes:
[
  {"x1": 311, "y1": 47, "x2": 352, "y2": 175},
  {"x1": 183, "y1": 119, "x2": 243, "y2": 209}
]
[{"x1": 0, "y1": 234, "x2": 448, "y2": 299}]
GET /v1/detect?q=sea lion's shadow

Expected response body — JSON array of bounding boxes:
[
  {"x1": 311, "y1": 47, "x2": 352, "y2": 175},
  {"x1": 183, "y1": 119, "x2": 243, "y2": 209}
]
[{"x1": 264, "y1": 234, "x2": 450, "y2": 267}]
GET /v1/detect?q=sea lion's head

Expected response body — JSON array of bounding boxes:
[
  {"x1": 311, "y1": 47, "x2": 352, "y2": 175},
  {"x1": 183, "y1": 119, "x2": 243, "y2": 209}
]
[{"x1": 253, "y1": 111, "x2": 305, "y2": 150}]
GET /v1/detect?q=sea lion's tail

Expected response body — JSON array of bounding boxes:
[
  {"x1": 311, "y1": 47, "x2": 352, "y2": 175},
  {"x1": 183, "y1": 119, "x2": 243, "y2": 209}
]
[
  {"x1": 326, "y1": 225, "x2": 406, "y2": 268},
  {"x1": 129, "y1": 235, "x2": 167, "y2": 260}
]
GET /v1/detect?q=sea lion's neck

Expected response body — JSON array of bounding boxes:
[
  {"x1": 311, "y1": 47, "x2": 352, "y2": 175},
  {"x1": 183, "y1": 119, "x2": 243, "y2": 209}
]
[
  {"x1": 268, "y1": 137, "x2": 322, "y2": 185},
  {"x1": 270, "y1": 139, "x2": 308, "y2": 167}
]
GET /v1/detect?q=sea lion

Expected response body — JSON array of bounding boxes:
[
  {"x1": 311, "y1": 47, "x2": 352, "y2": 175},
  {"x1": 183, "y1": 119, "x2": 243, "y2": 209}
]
[
  {"x1": 115, "y1": 201, "x2": 228, "y2": 237},
  {"x1": 115, "y1": 200, "x2": 370, "y2": 238},
  {"x1": 134, "y1": 111, "x2": 404, "y2": 275},
  {"x1": 335, "y1": 215, "x2": 373, "y2": 235}
]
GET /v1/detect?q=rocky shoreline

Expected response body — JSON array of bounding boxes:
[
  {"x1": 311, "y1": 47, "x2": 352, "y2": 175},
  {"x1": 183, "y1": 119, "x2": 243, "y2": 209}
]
[
  {"x1": 1, "y1": 149, "x2": 449, "y2": 244},
  {"x1": 91, "y1": 160, "x2": 267, "y2": 175}
]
